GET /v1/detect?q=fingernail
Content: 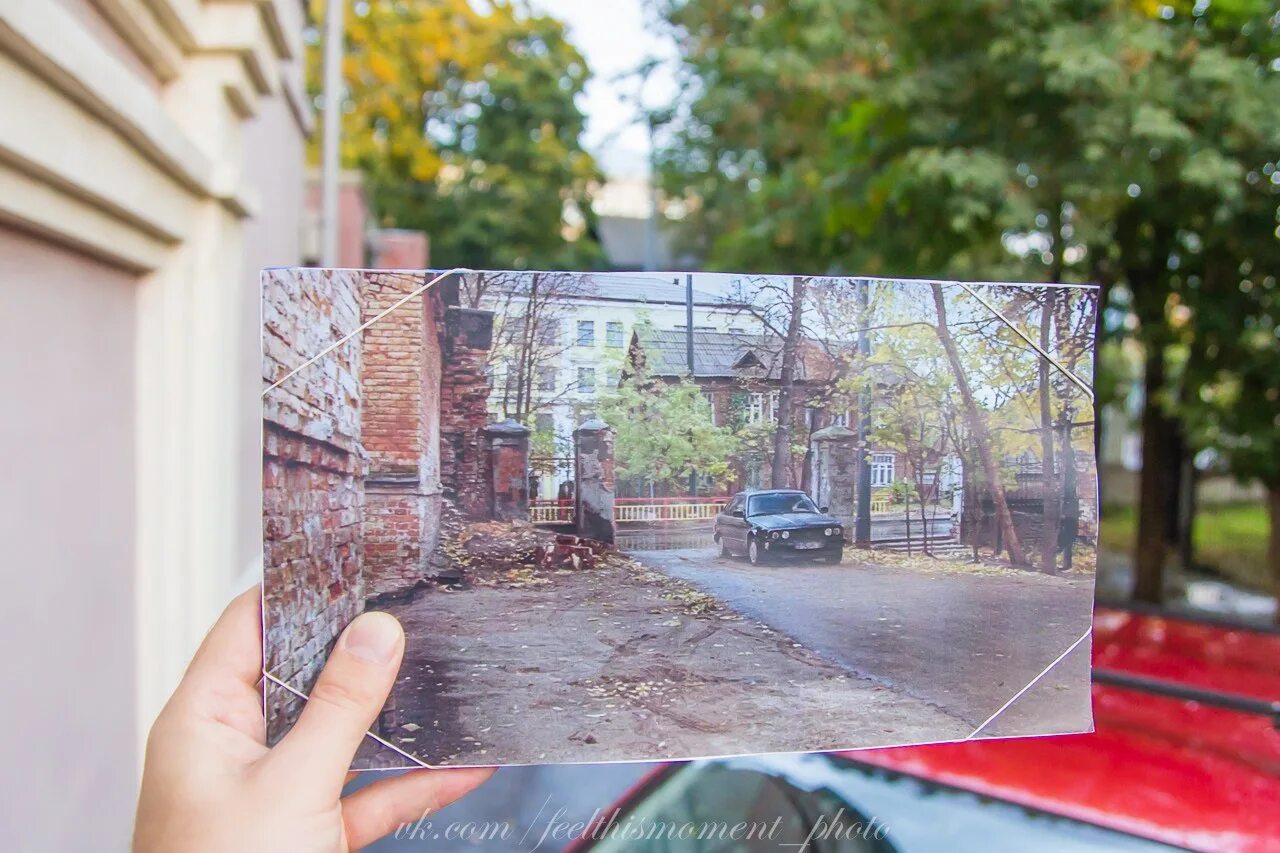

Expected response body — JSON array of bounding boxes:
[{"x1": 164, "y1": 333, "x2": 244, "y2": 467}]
[{"x1": 343, "y1": 612, "x2": 402, "y2": 664}]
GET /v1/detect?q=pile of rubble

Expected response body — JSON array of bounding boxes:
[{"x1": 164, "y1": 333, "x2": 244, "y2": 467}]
[{"x1": 427, "y1": 500, "x2": 609, "y2": 586}]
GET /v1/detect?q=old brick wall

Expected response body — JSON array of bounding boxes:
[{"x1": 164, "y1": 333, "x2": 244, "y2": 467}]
[
  {"x1": 360, "y1": 272, "x2": 445, "y2": 597},
  {"x1": 440, "y1": 306, "x2": 496, "y2": 516},
  {"x1": 262, "y1": 268, "x2": 366, "y2": 739}
]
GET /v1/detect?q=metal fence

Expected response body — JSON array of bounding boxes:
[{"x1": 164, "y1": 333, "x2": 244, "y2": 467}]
[{"x1": 529, "y1": 496, "x2": 728, "y2": 526}]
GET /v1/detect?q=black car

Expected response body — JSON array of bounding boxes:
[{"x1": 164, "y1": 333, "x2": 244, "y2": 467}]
[{"x1": 713, "y1": 490, "x2": 844, "y2": 565}]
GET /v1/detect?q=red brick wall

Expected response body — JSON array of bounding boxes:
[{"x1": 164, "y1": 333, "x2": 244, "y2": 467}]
[
  {"x1": 261, "y1": 268, "x2": 366, "y2": 739},
  {"x1": 371, "y1": 229, "x2": 430, "y2": 270},
  {"x1": 360, "y1": 272, "x2": 445, "y2": 596},
  {"x1": 440, "y1": 307, "x2": 495, "y2": 516}
]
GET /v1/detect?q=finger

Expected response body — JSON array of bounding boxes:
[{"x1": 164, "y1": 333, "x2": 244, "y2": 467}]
[
  {"x1": 267, "y1": 611, "x2": 404, "y2": 795},
  {"x1": 342, "y1": 767, "x2": 496, "y2": 850},
  {"x1": 179, "y1": 587, "x2": 264, "y2": 692}
]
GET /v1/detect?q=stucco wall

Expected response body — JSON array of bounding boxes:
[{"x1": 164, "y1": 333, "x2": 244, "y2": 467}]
[
  {"x1": 239, "y1": 95, "x2": 307, "y2": 584},
  {"x1": 0, "y1": 226, "x2": 138, "y2": 851}
]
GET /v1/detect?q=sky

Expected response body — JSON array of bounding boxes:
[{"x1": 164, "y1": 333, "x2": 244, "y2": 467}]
[{"x1": 527, "y1": 0, "x2": 679, "y2": 180}]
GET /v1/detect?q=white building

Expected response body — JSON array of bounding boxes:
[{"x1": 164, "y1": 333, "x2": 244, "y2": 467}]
[{"x1": 469, "y1": 272, "x2": 761, "y2": 497}]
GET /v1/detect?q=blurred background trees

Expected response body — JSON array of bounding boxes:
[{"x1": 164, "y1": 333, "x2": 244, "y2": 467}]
[
  {"x1": 308, "y1": 0, "x2": 1278, "y2": 614},
  {"x1": 307, "y1": 0, "x2": 604, "y2": 269},
  {"x1": 653, "y1": 0, "x2": 1279, "y2": 610}
]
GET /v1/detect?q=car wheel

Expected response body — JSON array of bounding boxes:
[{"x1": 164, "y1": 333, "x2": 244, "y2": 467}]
[{"x1": 748, "y1": 538, "x2": 765, "y2": 565}]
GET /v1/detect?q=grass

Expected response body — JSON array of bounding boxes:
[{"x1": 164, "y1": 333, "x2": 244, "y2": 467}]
[{"x1": 1099, "y1": 501, "x2": 1271, "y2": 593}]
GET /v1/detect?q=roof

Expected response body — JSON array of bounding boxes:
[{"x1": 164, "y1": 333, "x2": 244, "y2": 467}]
[
  {"x1": 634, "y1": 327, "x2": 867, "y2": 383},
  {"x1": 474, "y1": 271, "x2": 733, "y2": 309}
]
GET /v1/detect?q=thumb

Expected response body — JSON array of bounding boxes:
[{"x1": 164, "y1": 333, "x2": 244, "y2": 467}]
[{"x1": 267, "y1": 611, "x2": 405, "y2": 795}]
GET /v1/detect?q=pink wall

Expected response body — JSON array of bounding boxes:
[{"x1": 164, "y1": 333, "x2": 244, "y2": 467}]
[{"x1": 0, "y1": 225, "x2": 138, "y2": 850}]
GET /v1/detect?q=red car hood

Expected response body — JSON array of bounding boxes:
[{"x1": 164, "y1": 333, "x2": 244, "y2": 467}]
[{"x1": 851, "y1": 607, "x2": 1280, "y2": 852}]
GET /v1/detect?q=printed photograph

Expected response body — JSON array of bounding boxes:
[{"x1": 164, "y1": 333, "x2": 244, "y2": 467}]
[{"x1": 262, "y1": 268, "x2": 1099, "y2": 768}]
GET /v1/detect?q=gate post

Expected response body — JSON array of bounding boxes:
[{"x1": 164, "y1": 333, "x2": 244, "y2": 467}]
[
  {"x1": 484, "y1": 419, "x2": 531, "y2": 522},
  {"x1": 574, "y1": 417, "x2": 616, "y2": 544},
  {"x1": 811, "y1": 425, "x2": 857, "y2": 540}
]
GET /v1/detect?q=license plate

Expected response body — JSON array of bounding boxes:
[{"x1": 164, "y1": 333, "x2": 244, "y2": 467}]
[{"x1": 794, "y1": 541, "x2": 821, "y2": 550}]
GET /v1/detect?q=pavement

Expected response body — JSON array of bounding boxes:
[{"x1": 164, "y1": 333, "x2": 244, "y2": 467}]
[{"x1": 629, "y1": 540, "x2": 1096, "y2": 739}]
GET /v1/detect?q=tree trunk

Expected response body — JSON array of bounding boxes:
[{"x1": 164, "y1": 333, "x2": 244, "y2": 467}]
[
  {"x1": 1175, "y1": 453, "x2": 1197, "y2": 572},
  {"x1": 931, "y1": 284, "x2": 1028, "y2": 565},
  {"x1": 771, "y1": 276, "x2": 807, "y2": 488},
  {"x1": 1058, "y1": 412, "x2": 1079, "y2": 570},
  {"x1": 1039, "y1": 290, "x2": 1060, "y2": 574},
  {"x1": 904, "y1": 494, "x2": 912, "y2": 556},
  {"x1": 1268, "y1": 484, "x2": 1280, "y2": 625},
  {"x1": 917, "y1": 480, "x2": 930, "y2": 556},
  {"x1": 1134, "y1": 345, "x2": 1176, "y2": 603}
]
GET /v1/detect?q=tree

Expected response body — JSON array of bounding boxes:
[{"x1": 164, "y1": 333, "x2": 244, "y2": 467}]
[
  {"x1": 659, "y1": 0, "x2": 1279, "y2": 605},
  {"x1": 481, "y1": 272, "x2": 589, "y2": 425},
  {"x1": 308, "y1": 0, "x2": 604, "y2": 269},
  {"x1": 932, "y1": 284, "x2": 1029, "y2": 566},
  {"x1": 723, "y1": 275, "x2": 819, "y2": 488},
  {"x1": 600, "y1": 371, "x2": 738, "y2": 495}
]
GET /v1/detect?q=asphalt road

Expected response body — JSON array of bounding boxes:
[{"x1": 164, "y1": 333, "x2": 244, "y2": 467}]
[{"x1": 629, "y1": 545, "x2": 1096, "y2": 740}]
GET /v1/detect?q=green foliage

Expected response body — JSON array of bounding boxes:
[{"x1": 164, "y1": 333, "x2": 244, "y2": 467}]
[
  {"x1": 656, "y1": 0, "x2": 1279, "y2": 508},
  {"x1": 308, "y1": 0, "x2": 604, "y2": 269},
  {"x1": 599, "y1": 373, "x2": 739, "y2": 492}
]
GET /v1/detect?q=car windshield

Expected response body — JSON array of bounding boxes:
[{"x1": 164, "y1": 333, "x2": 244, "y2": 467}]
[
  {"x1": 585, "y1": 756, "x2": 1181, "y2": 853},
  {"x1": 748, "y1": 493, "x2": 819, "y2": 516}
]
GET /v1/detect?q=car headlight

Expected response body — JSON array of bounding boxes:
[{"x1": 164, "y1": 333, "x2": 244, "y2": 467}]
[
  {"x1": 770, "y1": 531, "x2": 779, "y2": 539},
  {"x1": 781, "y1": 530, "x2": 790, "y2": 539},
  {"x1": 824, "y1": 527, "x2": 833, "y2": 536}
]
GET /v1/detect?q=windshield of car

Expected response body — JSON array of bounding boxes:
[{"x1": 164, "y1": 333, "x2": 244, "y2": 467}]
[
  {"x1": 748, "y1": 493, "x2": 819, "y2": 516},
  {"x1": 584, "y1": 756, "x2": 1182, "y2": 853}
]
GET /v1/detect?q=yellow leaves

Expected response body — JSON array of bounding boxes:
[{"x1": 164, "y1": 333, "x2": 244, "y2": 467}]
[
  {"x1": 368, "y1": 51, "x2": 396, "y2": 85},
  {"x1": 410, "y1": 150, "x2": 442, "y2": 182}
]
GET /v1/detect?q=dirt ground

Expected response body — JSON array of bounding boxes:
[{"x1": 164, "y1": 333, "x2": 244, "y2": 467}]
[{"x1": 356, "y1": 553, "x2": 970, "y2": 768}]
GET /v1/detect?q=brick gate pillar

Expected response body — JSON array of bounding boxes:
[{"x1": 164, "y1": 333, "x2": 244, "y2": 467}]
[
  {"x1": 574, "y1": 417, "x2": 616, "y2": 544},
  {"x1": 440, "y1": 304, "x2": 496, "y2": 518},
  {"x1": 810, "y1": 425, "x2": 857, "y2": 540},
  {"x1": 485, "y1": 419, "x2": 531, "y2": 521}
]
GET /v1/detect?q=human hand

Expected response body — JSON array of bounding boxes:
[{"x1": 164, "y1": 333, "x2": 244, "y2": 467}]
[{"x1": 133, "y1": 589, "x2": 493, "y2": 851}]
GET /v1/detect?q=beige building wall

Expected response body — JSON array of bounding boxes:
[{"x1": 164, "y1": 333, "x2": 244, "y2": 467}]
[
  {"x1": 0, "y1": 1, "x2": 309, "y2": 847},
  {"x1": 0, "y1": 229, "x2": 139, "y2": 850}
]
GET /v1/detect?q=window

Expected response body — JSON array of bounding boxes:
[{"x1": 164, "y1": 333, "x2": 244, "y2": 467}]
[
  {"x1": 747, "y1": 391, "x2": 778, "y2": 424},
  {"x1": 605, "y1": 369, "x2": 620, "y2": 389},
  {"x1": 538, "y1": 321, "x2": 559, "y2": 346},
  {"x1": 535, "y1": 413, "x2": 554, "y2": 433},
  {"x1": 536, "y1": 366, "x2": 557, "y2": 392},
  {"x1": 606, "y1": 321, "x2": 625, "y2": 348},
  {"x1": 748, "y1": 493, "x2": 819, "y2": 517},
  {"x1": 577, "y1": 367, "x2": 597, "y2": 394},
  {"x1": 871, "y1": 453, "x2": 896, "y2": 486},
  {"x1": 701, "y1": 391, "x2": 717, "y2": 425},
  {"x1": 577, "y1": 320, "x2": 595, "y2": 346}
]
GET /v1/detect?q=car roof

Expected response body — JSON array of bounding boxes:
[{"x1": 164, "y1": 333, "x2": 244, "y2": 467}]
[{"x1": 847, "y1": 606, "x2": 1280, "y2": 850}]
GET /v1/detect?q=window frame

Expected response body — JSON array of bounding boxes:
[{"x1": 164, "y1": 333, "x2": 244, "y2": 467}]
[{"x1": 605, "y1": 321, "x2": 625, "y2": 348}]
